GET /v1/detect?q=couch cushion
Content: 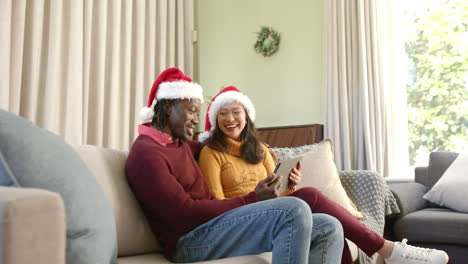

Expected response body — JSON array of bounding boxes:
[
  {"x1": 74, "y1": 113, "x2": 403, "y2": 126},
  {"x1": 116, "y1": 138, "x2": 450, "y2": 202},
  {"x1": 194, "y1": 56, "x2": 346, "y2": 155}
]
[
  {"x1": 0, "y1": 151, "x2": 17, "y2": 186},
  {"x1": 270, "y1": 144, "x2": 317, "y2": 161},
  {"x1": 424, "y1": 152, "x2": 468, "y2": 213},
  {"x1": 119, "y1": 252, "x2": 271, "y2": 264},
  {"x1": 393, "y1": 208, "x2": 468, "y2": 246},
  {"x1": 117, "y1": 244, "x2": 357, "y2": 264},
  {"x1": 74, "y1": 145, "x2": 160, "y2": 256},
  {"x1": 272, "y1": 139, "x2": 365, "y2": 219},
  {"x1": 0, "y1": 109, "x2": 117, "y2": 264},
  {"x1": 427, "y1": 152, "x2": 459, "y2": 189}
]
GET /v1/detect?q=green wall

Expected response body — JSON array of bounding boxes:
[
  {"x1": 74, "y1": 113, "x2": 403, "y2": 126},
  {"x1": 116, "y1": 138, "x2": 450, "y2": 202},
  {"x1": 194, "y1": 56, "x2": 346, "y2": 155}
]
[{"x1": 194, "y1": 0, "x2": 324, "y2": 130}]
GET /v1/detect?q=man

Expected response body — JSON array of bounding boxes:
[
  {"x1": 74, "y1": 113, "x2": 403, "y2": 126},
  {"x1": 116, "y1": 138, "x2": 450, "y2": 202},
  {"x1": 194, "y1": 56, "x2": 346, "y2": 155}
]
[{"x1": 126, "y1": 68, "x2": 344, "y2": 263}]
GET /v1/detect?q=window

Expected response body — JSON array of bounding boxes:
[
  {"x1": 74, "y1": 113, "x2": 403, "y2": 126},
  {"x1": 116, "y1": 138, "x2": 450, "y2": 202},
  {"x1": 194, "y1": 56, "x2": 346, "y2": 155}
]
[
  {"x1": 403, "y1": 0, "x2": 467, "y2": 167},
  {"x1": 386, "y1": 0, "x2": 467, "y2": 180}
]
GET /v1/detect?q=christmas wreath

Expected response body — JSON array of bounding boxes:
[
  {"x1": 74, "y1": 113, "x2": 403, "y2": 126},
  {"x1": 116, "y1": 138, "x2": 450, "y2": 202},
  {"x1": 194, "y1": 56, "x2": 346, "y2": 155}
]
[{"x1": 254, "y1": 26, "x2": 281, "y2": 57}]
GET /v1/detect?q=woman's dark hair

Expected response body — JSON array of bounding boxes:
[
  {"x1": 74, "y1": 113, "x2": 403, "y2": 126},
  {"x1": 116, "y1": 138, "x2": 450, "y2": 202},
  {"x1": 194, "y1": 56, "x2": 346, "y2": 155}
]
[
  {"x1": 206, "y1": 112, "x2": 264, "y2": 164},
  {"x1": 151, "y1": 99, "x2": 177, "y2": 129}
]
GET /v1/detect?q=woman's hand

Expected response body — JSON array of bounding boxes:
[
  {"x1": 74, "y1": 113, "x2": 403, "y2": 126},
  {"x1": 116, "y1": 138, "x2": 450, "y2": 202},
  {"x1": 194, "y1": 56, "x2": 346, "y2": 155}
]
[{"x1": 288, "y1": 161, "x2": 302, "y2": 191}]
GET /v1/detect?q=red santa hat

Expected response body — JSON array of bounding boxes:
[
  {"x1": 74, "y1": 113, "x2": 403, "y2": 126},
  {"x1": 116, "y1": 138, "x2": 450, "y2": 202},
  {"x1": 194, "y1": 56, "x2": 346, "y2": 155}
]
[
  {"x1": 139, "y1": 67, "x2": 203, "y2": 121},
  {"x1": 198, "y1": 86, "x2": 255, "y2": 142}
]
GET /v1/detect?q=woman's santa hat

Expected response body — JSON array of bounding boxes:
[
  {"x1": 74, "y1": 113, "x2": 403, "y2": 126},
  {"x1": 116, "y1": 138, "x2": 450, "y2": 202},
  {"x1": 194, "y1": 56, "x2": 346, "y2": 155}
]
[
  {"x1": 198, "y1": 86, "x2": 255, "y2": 142},
  {"x1": 139, "y1": 67, "x2": 203, "y2": 121}
]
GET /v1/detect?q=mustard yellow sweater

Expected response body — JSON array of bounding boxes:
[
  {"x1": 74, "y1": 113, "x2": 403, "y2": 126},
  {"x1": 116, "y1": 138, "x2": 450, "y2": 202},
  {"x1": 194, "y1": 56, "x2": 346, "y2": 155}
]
[{"x1": 199, "y1": 137, "x2": 277, "y2": 199}]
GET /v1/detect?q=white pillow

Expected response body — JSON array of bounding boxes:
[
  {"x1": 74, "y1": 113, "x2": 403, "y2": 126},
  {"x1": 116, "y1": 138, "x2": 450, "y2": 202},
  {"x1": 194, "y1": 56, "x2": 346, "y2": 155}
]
[
  {"x1": 296, "y1": 139, "x2": 365, "y2": 219},
  {"x1": 423, "y1": 152, "x2": 468, "y2": 213}
]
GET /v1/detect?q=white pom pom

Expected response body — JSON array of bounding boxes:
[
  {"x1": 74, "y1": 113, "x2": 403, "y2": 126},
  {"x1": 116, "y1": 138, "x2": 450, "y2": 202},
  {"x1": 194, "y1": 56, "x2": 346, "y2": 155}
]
[
  {"x1": 197, "y1": 131, "x2": 211, "y2": 143},
  {"x1": 139, "y1": 106, "x2": 154, "y2": 121}
]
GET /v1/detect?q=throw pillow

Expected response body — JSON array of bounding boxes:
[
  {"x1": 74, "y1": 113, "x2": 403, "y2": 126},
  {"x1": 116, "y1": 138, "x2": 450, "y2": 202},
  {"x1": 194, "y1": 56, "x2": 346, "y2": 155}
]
[
  {"x1": 0, "y1": 151, "x2": 17, "y2": 186},
  {"x1": 272, "y1": 139, "x2": 365, "y2": 219},
  {"x1": 0, "y1": 109, "x2": 117, "y2": 264},
  {"x1": 270, "y1": 144, "x2": 317, "y2": 162},
  {"x1": 423, "y1": 152, "x2": 468, "y2": 213}
]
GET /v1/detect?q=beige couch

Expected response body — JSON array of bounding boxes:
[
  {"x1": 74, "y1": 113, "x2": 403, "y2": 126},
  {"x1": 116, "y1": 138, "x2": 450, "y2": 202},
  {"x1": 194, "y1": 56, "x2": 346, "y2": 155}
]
[{"x1": 1, "y1": 144, "x2": 359, "y2": 264}]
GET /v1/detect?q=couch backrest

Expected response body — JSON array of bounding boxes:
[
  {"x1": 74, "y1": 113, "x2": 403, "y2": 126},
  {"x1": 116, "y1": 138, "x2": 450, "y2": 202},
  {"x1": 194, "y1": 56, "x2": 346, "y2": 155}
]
[
  {"x1": 74, "y1": 145, "x2": 160, "y2": 257},
  {"x1": 256, "y1": 124, "x2": 323, "y2": 147},
  {"x1": 415, "y1": 151, "x2": 459, "y2": 189}
]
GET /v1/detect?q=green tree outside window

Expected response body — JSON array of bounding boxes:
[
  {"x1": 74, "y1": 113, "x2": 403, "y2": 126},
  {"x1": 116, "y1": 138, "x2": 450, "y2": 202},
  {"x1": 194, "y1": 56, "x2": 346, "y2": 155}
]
[{"x1": 405, "y1": 0, "x2": 468, "y2": 164}]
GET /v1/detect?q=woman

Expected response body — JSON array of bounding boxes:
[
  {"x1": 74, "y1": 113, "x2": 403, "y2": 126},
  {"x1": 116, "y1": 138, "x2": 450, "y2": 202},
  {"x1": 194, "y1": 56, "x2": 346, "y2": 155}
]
[{"x1": 198, "y1": 86, "x2": 448, "y2": 264}]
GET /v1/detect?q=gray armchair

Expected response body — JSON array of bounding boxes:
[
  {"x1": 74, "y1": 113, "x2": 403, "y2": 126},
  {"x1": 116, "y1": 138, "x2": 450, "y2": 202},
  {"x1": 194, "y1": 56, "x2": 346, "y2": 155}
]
[{"x1": 386, "y1": 152, "x2": 468, "y2": 264}]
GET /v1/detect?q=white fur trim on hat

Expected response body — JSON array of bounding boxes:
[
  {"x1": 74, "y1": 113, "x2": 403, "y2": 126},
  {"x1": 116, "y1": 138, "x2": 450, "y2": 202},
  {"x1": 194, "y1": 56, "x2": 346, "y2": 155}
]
[
  {"x1": 139, "y1": 99, "x2": 157, "y2": 121},
  {"x1": 157, "y1": 81, "x2": 204, "y2": 103},
  {"x1": 197, "y1": 131, "x2": 211, "y2": 143},
  {"x1": 139, "y1": 81, "x2": 204, "y2": 121},
  {"x1": 208, "y1": 91, "x2": 256, "y2": 131}
]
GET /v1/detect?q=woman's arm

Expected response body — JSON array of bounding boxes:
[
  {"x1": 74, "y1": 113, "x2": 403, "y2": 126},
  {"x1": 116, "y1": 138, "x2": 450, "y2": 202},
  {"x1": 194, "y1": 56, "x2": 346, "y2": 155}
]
[
  {"x1": 199, "y1": 147, "x2": 227, "y2": 199},
  {"x1": 262, "y1": 144, "x2": 276, "y2": 175}
]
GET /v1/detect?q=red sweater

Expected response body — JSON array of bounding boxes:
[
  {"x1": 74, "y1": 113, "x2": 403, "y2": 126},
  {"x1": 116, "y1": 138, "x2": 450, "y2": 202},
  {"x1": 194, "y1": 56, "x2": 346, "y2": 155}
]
[{"x1": 126, "y1": 125, "x2": 258, "y2": 260}]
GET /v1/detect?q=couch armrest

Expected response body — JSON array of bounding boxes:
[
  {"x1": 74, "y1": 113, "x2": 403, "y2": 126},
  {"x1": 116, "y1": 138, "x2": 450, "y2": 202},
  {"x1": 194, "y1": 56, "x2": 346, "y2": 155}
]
[
  {"x1": 339, "y1": 170, "x2": 399, "y2": 217},
  {"x1": 0, "y1": 186, "x2": 65, "y2": 264},
  {"x1": 387, "y1": 182, "x2": 427, "y2": 218}
]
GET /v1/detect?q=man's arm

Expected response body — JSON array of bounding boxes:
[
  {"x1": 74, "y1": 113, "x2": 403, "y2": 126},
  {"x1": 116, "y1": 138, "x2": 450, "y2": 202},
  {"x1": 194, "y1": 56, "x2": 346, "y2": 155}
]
[
  {"x1": 188, "y1": 140, "x2": 203, "y2": 160},
  {"x1": 126, "y1": 141, "x2": 257, "y2": 234}
]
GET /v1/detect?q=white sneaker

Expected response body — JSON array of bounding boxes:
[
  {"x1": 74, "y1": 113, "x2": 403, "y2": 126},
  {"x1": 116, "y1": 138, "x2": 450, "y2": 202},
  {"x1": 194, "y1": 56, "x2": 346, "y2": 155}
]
[{"x1": 385, "y1": 239, "x2": 449, "y2": 264}]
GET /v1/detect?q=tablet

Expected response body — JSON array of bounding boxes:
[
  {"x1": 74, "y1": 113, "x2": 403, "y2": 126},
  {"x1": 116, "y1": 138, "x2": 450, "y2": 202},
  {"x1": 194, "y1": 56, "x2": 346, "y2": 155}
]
[{"x1": 272, "y1": 156, "x2": 303, "y2": 193}]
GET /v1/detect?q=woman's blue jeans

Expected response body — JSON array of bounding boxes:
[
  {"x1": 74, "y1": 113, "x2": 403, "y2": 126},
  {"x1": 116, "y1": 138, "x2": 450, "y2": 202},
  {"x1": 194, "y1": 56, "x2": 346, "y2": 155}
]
[{"x1": 173, "y1": 197, "x2": 344, "y2": 264}]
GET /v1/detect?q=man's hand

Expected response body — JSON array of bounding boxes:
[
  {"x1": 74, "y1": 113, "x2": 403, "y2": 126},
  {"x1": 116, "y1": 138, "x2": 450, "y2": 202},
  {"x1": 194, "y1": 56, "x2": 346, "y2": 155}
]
[{"x1": 254, "y1": 174, "x2": 282, "y2": 201}]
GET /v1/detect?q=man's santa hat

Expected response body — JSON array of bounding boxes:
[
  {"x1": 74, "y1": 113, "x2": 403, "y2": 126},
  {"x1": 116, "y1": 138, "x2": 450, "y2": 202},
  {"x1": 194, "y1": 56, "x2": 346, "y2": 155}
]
[
  {"x1": 139, "y1": 67, "x2": 203, "y2": 121},
  {"x1": 198, "y1": 86, "x2": 255, "y2": 142}
]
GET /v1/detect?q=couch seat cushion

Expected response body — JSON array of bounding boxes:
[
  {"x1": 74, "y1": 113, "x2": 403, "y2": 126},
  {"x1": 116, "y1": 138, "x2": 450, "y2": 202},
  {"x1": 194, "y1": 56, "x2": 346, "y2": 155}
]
[
  {"x1": 119, "y1": 252, "x2": 271, "y2": 264},
  {"x1": 394, "y1": 208, "x2": 468, "y2": 245},
  {"x1": 118, "y1": 241, "x2": 357, "y2": 263}
]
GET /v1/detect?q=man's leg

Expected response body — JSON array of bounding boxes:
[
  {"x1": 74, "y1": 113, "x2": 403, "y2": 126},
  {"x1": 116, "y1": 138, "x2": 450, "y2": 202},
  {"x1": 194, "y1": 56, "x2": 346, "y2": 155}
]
[
  {"x1": 172, "y1": 197, "x2": 313, "y2": 264},
  {"x1": 308, "y1": 213, "x2": 344, "y2": 264}
]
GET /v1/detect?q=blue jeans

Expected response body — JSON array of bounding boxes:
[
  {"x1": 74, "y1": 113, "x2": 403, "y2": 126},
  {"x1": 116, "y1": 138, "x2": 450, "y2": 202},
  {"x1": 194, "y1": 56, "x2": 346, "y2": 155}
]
[{"x1": 173, "y1": 197, "x2": 344, "y2": 264}]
